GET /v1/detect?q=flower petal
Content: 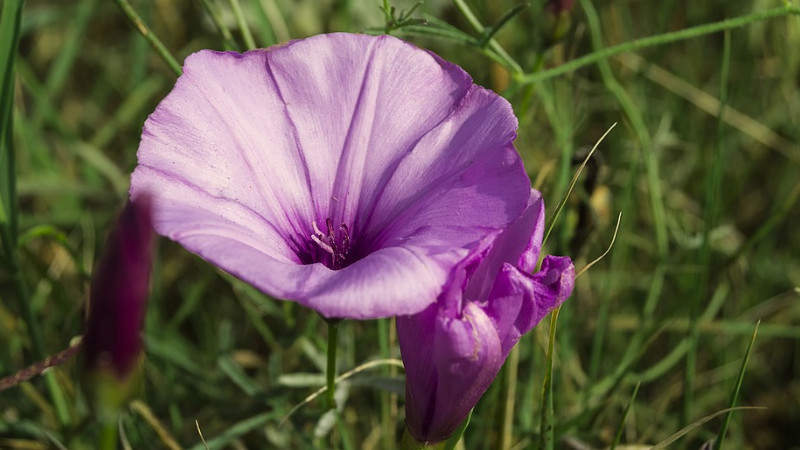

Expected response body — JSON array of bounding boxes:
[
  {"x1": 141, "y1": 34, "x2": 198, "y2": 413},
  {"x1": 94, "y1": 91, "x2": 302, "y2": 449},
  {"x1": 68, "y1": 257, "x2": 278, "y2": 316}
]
[
  {"x1": 484, "y1": 255, "x2": 574, "y2": 353},
  {"x1": 131, "y1": 33, "x2": 531, "y2": 319},
  {"x1": 463, "y1": 189, "x2": 545, "y2": 301},
  {"x1": 398, "y1": 302, "x2": 502, "y2": 443}
]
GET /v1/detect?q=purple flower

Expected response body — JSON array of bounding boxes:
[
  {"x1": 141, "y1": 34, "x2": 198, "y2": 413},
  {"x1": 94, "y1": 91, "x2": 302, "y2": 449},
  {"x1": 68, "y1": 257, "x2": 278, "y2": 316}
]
[
  {"x1": 82, "y1": 197, "x2": 154, "y2": 419},
  {"x1": 397, "y1": 190, "x2": 574, "y2": 444},
  {"x1": 83, "y1": 197, "x2": 154, "y2": 378},
  {"x1": 130, "y1": 33, "x2": 532, "y2": 319}
]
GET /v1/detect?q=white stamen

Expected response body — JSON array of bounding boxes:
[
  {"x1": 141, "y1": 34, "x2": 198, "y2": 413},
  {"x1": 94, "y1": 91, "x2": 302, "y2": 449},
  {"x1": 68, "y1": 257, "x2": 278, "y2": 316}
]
[
  {"x1": 312, "y1": 220, "x2": 325, "y2": 237},
  {"x1": 311, "y1": 234, "x2": 335, "y2": 255}
]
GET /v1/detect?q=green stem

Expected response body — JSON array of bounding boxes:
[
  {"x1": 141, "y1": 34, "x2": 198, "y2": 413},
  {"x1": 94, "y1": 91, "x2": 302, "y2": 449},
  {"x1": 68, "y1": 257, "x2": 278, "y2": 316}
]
[
  {"x1": 113, "y1": 0, "x2": 182, "y2": 77},
  {"x1": 451, "y1": 0, "x2": 523, "y2": 75},
  {"x1": 326, "y1": 319, "x2": 340, "y2": 410},
  {"x1": 0, "y1": 1, "x2": 70, "y2": 423},
  {"x1": 377, "y1": 318, "x2": 395, "y2": 449},
  {"x1": 400, "y1": 429, "x2": 445, "y2": 450},
  {"x1": 6, "y1": 246, "x2": 71, "y2": 425},
  {"x1": 539, "y1": 307, "x2": 560, "y2": 450},
  {"x1": 99, "y1": 421, "x2": 119, "y2": 450},
  {"x1": 197, "y1": 0, "x2": 239, "y2": 51},
  {"x1": 580, "y1": 0, "x2": 668, "y2": 257},
  {"x1": 229, "y1": 0, "x2": 256, "y2": 50},
  {"x1": 516, "y1": 5, "x2": 800, "y2": 85}
]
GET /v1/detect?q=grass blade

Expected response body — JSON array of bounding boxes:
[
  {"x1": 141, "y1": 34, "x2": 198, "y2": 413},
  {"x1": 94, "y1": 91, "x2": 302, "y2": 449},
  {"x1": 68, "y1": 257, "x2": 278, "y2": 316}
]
[
  {"x1": 715, "y1": 321, "x2": 760, "y2": 450},
  {"x1": 539, "y1": 306, "x2": 560, "y2": 450},
  {"x1": 0, "y1": 0, "x2": 25, "y2": 246},
  {"x1": 609, "y1": 381, "x2": 640, "y2": 450},
  {"x1": 650, "y1": 406, "x2": 765, "y2": 449},
  {"x1": 114, "y1": 0, "x2": 182, "y2": 77}
]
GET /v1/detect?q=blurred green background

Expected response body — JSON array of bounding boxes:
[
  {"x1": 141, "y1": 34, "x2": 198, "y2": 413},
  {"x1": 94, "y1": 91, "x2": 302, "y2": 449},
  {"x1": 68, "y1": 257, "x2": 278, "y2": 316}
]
[{"x1": 1, "y1": 0, "x2": 798, "y2": 448}]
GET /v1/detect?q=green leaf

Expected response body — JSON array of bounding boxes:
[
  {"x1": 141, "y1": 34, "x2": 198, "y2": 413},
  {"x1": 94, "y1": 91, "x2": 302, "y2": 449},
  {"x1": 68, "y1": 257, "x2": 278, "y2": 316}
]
[{"x1": 443, "y1": 408, "x2": 472, "y2": 450}]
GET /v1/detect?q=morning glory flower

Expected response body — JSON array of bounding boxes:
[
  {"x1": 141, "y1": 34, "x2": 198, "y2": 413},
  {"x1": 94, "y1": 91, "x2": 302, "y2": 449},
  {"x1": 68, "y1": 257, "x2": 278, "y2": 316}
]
[
  {"x1": 130, "y1": 33, "x2": 532, "y2": 319},
  {"x1": 82, "y1": 196, "x2": 154, "y2": 421},
  {"x1": 397, "y1": 190, "x2": 575, "y2": 444}
]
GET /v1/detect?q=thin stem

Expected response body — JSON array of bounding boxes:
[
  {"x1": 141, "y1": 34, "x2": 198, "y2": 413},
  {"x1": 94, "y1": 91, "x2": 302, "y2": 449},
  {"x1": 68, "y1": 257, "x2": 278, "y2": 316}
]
[
  {"x1": 539, "y1": 306, "x2": 560, "y2": 450},
  {"x1": 516, "y1": 5, "x2": 800, "y2": 85},
  {"x1": 326, "y1": 319, "x2": 340, "y2": 410},
  {"x1": 451, "y1": 0, "x2": 524, "y2": 75},
  {"x1": 377, "y1": 318, "x2": 395, "y2": 449},
  {"x1": 99, "y1": 421, "x2": 119, "y2": 450},
  {"x1": 229, "y1": 0, "x2": 256, "y2": 50},
  {"x1": 113, "y1": 0, "x2": 182, "y2": 77},
  {"x1": 197, "y1": 0, "x2": 239, "y2": 50}
]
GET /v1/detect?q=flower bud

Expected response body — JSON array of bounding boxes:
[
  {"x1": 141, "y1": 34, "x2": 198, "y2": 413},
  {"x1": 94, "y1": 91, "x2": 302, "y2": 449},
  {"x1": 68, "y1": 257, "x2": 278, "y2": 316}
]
[{"x1": 81, "y1": 196, "x2": 154, "y2": 422}]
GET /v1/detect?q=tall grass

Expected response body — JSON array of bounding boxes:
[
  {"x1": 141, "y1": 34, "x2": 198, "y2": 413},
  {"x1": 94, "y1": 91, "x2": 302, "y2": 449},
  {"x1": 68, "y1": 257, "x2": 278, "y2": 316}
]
[{"x1": 1, "y1": 0, "x2": 798, "y2": 448}]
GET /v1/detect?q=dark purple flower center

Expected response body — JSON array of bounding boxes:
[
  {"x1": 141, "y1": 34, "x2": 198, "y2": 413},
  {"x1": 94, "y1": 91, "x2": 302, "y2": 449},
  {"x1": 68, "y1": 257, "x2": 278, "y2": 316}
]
[{"x1": 310, "y1": 218, "x2": 352, "y2": 270}]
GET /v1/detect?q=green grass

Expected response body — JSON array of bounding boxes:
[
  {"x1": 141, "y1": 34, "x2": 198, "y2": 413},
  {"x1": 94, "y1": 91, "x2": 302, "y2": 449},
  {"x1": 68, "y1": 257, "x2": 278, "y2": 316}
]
[{"x1": 1, "y1": 0, "x2": 799, "y2": 448}]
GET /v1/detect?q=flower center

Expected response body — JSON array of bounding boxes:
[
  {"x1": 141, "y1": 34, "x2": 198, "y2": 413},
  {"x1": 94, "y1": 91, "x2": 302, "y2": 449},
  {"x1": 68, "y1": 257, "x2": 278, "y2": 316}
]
[{"x1": 311, "y1": 218, "x2": 351, "y2": 270}]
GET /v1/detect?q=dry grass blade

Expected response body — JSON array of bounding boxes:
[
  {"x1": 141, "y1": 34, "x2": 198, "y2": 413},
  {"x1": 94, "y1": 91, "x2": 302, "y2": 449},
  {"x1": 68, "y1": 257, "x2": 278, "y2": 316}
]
[
  {"x1": 280, "y1": 358, "x2": 404, "y2": 425},
  {"x1": 0, "y1": 339, "x2": 82, "y2": 391},
  {"x1": 576, "y1": 212, "x2": 622, "y2": 279},
  {"x1": 196, "y1": 420, "x2": 210, "y2": 450},
  {"x1": 130, "y1": 400, "x2": 184, "y2": 450},
  {"x1": 616, "y1": 52, "x2": 800, "y2": 164},
  {"x1": 650, "y1": 406, "x2": 766, "y2": 449},
  {"x1": 543, "y1": 122, "x2": 617, "y2": 246}
]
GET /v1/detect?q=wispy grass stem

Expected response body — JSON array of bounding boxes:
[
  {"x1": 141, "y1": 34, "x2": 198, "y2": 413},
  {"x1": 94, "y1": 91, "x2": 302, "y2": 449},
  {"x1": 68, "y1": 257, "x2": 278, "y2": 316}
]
[
  {"x1": 516, "y1": 4, "x2": 800, "y2": 85},
  {"x1": 113, "y1": 0, "x2": 183, "y2": 77}
]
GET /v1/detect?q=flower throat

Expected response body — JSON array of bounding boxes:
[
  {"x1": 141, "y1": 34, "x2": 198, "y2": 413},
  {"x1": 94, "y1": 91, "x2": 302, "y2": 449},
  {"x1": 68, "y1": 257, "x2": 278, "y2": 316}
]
[{"x1": 311, "y1": 218, "x2": 351, "y2": 270}]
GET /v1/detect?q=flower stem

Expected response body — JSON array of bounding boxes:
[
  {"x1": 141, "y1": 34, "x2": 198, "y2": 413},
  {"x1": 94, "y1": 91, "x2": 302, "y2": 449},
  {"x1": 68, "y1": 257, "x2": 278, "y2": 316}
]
[
  {"x1": 326, "y1": 319, "x2": 340, "y2": 410},
  {"x1": 99, "y1": 421, "x2": 118, "y2": 450}
]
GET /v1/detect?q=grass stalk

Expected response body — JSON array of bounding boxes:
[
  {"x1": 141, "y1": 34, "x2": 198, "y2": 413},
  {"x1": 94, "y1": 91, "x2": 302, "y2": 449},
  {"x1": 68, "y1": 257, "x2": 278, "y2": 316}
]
[
  {"x1": 229, "y1": 0, "x2": 256, "y2": 50},
  {"x1": 377, "y1": 318, "x2": 395, "y2": 449},
  {"x1": 0, "y1": 0, "x2": 70, "y2": 427},
  {"x1": 113, "y1": 0, "x2": 182, "y2": 77},
  {"x1": 539, "y1": 307, "x2": 560, "y2": 450},
  {"x1": 326, "y1": 319, "x2": 340, "y2": 411},
  {"x1": 197, "y1": 0, "x2": 239, "y2": 50},
  {"x1": 580, "y1": 0, "x2": 668, "y2": 258},
  {"x1": 609, "y1": 381, "x2": 640, "y2": 450},
  {"x1": 451, "y1": 0, "x2": 523, "y2": 75},
  {"x1": 685, "y1": 28, "x2": 732, "y2": 427},
  {"x1": 517, "y1": 4, "x2": 800, "y2": 84},
  {"x1": 715, "y1": 321, "x2": 759, "y2": 450},
  {"x1": 498, "y1": 346, "x2": 520, "y2": 449},
  {"x1": 248, "y1": 0, "x2": 277, "y2": 46}
]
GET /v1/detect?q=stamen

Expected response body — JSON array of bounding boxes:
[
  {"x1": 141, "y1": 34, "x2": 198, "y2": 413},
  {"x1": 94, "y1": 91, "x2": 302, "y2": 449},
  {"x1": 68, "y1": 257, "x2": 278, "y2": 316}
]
[
  {"x1": 309, "y1": 218, "x2": 353, "y2": 269},
  {"x1": 340, "y1": 224, "x2": 350, "y2": 257},
  {"x1": 311, "y1": 234, "x2": 335, "y2": 255},
  {"x1": 312, "y1": 220, "x2": 325, "y2": 237}
]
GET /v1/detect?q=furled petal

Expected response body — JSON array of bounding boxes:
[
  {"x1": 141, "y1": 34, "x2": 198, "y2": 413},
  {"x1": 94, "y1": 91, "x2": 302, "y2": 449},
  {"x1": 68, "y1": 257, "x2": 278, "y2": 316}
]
[
  {"x1": 398, "y1": 188, "x2": 575, "y2": 443},
  {"x1": 83, "y1": 196, "x2": 154, "y2": 378},
  {"x1": 531, "y1": 254, "x2": 575, "y2": 313},
  {"x1": 484, "y1": 256, "x2": 574, "y2": 355},
  {"x1": 131, "y1": 33, "x2": 530, "y2": 319},
  {"x1": 398, "y1": 302, "x2": 502, "y2": 444},
  {"x1": 464, "y1": 189, "x2": 545, "y2": 301}
]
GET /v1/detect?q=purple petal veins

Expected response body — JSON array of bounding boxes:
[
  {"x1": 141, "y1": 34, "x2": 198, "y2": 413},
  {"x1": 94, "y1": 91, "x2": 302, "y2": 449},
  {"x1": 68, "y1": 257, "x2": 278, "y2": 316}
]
[
  {"x1": 398, "y1": 190, "x2": 576, "y2": 443},
  {"x1": 130, "y1": 33, "x2": 532, "y2": 319}
]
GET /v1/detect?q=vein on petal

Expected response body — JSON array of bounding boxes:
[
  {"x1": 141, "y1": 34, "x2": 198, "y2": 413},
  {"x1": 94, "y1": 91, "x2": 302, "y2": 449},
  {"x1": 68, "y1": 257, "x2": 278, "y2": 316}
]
[
  {"x1": 138, "y1": 164, "x2": 297, "y2": 261},
  {"x1": 188, "y1": 61, "x2": 311, "y2": 243},
  {"x1": 263, "y1": 53, "x2": 318, "y2": 224}
]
